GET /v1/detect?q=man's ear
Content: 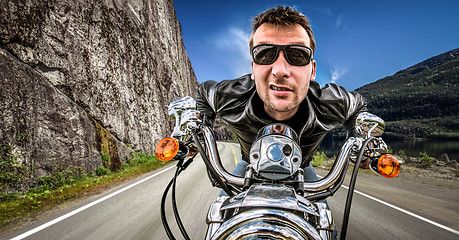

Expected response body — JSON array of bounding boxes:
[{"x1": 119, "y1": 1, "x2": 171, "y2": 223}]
[
  {"x1": 310, "y1": 59, "x2": 317, "y2": 81},
  {"x1": 251, "y1": 61, "x2": 255, "y2": 80}
]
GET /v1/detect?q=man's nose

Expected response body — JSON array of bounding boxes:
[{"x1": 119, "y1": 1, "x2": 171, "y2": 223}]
[{"x1": 271, "y1": 51, "x2": 290, "y2": 79}]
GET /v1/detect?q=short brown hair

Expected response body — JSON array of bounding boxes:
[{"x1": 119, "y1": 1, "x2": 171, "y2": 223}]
[{"x1": 249, "y1": 6, "x2": 315, "y2": 55}]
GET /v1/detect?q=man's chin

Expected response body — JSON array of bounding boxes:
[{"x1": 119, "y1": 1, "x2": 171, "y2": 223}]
[{"x1": 267, "y1": 102, "x2": 297, "y2": 113}]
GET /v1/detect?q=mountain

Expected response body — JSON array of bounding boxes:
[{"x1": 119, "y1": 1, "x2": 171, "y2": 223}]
[{"x1": 355, "y1": 48, "x2": 459, "y2": 139}]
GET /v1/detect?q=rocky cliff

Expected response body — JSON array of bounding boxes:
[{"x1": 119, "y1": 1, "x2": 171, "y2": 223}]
[{"x1": 0, "y1": 0, "x2": 197, "y2": 186}]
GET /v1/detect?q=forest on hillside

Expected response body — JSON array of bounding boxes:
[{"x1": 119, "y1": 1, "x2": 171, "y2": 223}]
[{"x1": 355, "y1": 48, "x2": 459, "y2": 139}]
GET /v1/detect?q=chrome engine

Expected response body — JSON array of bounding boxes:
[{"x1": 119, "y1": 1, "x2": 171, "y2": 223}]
[{"x1": 206, "y1": 184, "x2": 333, "y2": 240}]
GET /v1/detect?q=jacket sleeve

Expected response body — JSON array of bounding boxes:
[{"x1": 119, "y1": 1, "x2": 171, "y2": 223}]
[
  {"x1": 196, "y1": 80, "x2": 219, "y2": 127},
  {"x1": 343, "y1": 89, "x2": 367, "y2": 136},
  {"x1": 310, "y1": 82, "x2": 367, "y2": 133}
]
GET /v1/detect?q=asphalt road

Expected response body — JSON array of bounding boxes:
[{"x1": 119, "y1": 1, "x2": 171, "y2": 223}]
[
  {"x1": 318, "y1": 168, "x2": 459, "y2": 240},
  {"x1": 3, "y1": 142, "x2": 458, "y2": 239}
]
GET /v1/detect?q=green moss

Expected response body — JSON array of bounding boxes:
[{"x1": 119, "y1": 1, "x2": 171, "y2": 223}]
[
  {"x1": 93, "y1": 120, "x2": 121, "y2": 171},
  {"x1": 101, "y1": 152, "x2": 110, "y2": 166}
]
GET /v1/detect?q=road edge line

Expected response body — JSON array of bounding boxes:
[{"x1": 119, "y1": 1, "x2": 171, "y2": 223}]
[
  {"x1": 317, "y1": 174, "x2": 459, "y2": 236},
  {"x1": 345, "y1": 185, "x2": 459, "y2": 236},
  {"x1": 9, "y1": 164, "x2": 176, "y2": 240}
]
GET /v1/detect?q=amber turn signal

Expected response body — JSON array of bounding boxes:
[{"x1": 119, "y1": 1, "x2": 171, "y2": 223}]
[
  {"x1": 377, "y1": 154, "x2": 400, "y2": 178},
  {"x1": 155, "y1": 138, "x2": 179, "y2": 161}
]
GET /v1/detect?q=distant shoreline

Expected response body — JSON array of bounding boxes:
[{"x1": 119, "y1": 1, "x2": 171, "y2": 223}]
[{"x1": 381, "y1": 133, "x2": 459, "y2": 141}]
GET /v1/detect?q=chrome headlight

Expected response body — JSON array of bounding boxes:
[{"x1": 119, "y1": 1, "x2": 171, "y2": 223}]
[{"x1": 249, "y1": 124, "x2": 302, "y2": 180}]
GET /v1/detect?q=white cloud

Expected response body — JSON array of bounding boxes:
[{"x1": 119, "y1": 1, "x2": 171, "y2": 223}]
[
  {"x1": 318, "y1": 8, "x2": 333, "y2": 15},
  {"x1": 330, "y1": 67, "x2": 347, "y2": 83},
  {"x1": 215, "y1": 27, "x2": 252, "y2": 77},
  {"x1": 336, "y1": 13, "x2": 347, "y2": 31}
]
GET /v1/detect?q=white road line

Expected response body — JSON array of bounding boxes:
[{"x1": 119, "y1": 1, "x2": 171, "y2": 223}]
[
  {"x1": 10, "y1": 164, "x2": 176, "y2": 240},
  {"x1": 317, "y1": 174, "x2": 459, "y2": 236}
]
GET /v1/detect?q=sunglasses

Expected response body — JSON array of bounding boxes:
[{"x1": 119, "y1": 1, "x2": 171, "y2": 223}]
[{"x1": 251, "y1": 44, "x2": 313, "y2": 66}]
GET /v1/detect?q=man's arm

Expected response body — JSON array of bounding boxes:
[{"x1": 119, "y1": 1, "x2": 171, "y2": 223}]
[
  {"x1": 343, "y1": 90, "x2": 367, "y2": 137},
  {"x1": 318, "y1": 84, "x2": 369, "y2": 168},
  {"x1": 196, "y1": 80, "x2": 219, "y2": 127},
  {"x1": 310, "y1": 82, "x2": 367, "y2": 131},
  {"x1": 345, "y1": 90, "x2": 372, "y2": 169}
]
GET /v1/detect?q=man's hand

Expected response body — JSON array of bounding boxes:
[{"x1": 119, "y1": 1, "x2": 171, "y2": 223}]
[
  {"x1": 357, "y1": 140, "x2": 377, "y2": 169},
  {"x1": 350, "y1": 156, "x2": 371, "y2": 169},
  {"x1": 359, "y1": 158, "x2": 371, "y2": 169}
]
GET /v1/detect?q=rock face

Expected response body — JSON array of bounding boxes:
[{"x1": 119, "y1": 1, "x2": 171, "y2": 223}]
[{"x1": 0, "y1": 0, "x2": 197, "y2": 184}]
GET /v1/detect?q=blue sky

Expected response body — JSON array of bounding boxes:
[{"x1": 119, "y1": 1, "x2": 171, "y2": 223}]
[{"x1": 174, "y1": 0, "x2": 459, "y2": 91}]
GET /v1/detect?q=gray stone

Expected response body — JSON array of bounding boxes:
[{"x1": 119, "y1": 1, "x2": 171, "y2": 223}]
[
  {"x1": 0, "y1": 0, "x2": 197, "y2": 189},
  {"x1": 0, "y1": 48, "x2": 102, "y2": 174},
  {"x1": 405, "y1": 157, "x2": 421, "y2": 164},
  {"x1": 446, "y1": 160, "x2": 457, "y2": 167},
  {"x1": 394, "y1": 155, "x2": 405, "y2": 164},
  {"x1": 438, "y1": 153, "x2": 450, "y2": 162},
  {"x1": 435, "y1": 160, "x2": 446, "y2": 166}
]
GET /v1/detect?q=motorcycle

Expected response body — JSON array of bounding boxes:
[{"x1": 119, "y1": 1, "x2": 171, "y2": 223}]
[{"x1": 156, "y1": 96, "x2": 400, "y2": 240}]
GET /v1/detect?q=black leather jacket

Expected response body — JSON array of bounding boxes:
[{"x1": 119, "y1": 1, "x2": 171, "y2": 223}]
[{"x1": 196, "y1": 74, "x2": 367, "y2": 167}]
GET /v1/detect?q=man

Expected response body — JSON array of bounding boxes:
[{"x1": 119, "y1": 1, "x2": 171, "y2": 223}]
[{"x1": 196, "y1": 6, "x2": 368, "y2": 180}]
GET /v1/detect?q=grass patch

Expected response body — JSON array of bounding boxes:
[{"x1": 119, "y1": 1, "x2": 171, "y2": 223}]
[
  {"x1": 0, "y1": 152, "x2": 170, "y2": 229},
  {"x1": 419, "y1": 152, "x2": 435, "y2": 166},
  {"x1": 311, "y1": 151, "x2": 329, "y2": 167}
]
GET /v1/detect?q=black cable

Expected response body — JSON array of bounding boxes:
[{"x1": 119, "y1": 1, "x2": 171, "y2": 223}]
[
  {"x1": 340, "y1": 137, "x2": 374, "y2": 240},
  {"x1": 172, "y1": 159, "x2": 193, "y2": 240},
  {"x1": 161, "y1": 176, "x2": 176, "y2": 240}
]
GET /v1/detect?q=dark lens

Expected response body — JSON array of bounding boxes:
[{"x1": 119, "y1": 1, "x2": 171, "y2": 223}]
[
  {"x1": 286, "y1": 46, "x2": 311, "y2": 66},
  {"x1": 253, "y1": 45, "x2": 277, "y2": 65}
]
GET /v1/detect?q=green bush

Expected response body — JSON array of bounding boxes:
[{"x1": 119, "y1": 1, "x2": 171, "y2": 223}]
[
  {"x1": 95, "y1": 166, "x2": 111, "y2": 176},
  {"x1": 101, "y1": 152, "x2": 111, "y2": 166},
  {"x1": 1, "y1": 151, "x2": 167, "y2": 227},
  {"x1": 312, "y1": 151, "x2": 328, "y2": 167},
  {"x1": 35, "y1": 167, "x2": 85, "y2": 191},
  {"x1": 1, "y1": 143, "x2": 31, "y2": 197},
  {"x1": 397, "y1": 149, "x2": 407, "y2": 159},
  {"x1": 419, "y1": 152, "x2": 435, "y2": 166}
]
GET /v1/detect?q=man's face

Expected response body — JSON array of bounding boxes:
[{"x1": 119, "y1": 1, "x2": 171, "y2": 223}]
[{"x1": 251, "y1": 23, "x2": 316, "y2": 121}]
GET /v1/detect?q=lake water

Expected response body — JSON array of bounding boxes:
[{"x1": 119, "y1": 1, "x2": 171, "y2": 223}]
[{"x1": 317, "y1": 138, "x2": 459, "y2": 161}]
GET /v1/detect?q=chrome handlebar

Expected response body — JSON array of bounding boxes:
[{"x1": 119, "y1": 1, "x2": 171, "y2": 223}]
[
  {"x1": 167, "y1": 96, "x2": 387, "y2": 194},
  {"x1": 202, "y1": 127, "x2": 245, "y2": 186},
  {"x1": 201, "y1": 125, "x2": 362, "y2": 193}
]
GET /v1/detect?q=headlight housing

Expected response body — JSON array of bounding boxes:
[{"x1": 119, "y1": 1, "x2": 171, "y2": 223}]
[{"x1": 249, "y1": 124, "x2": 302, "y2": 180}]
